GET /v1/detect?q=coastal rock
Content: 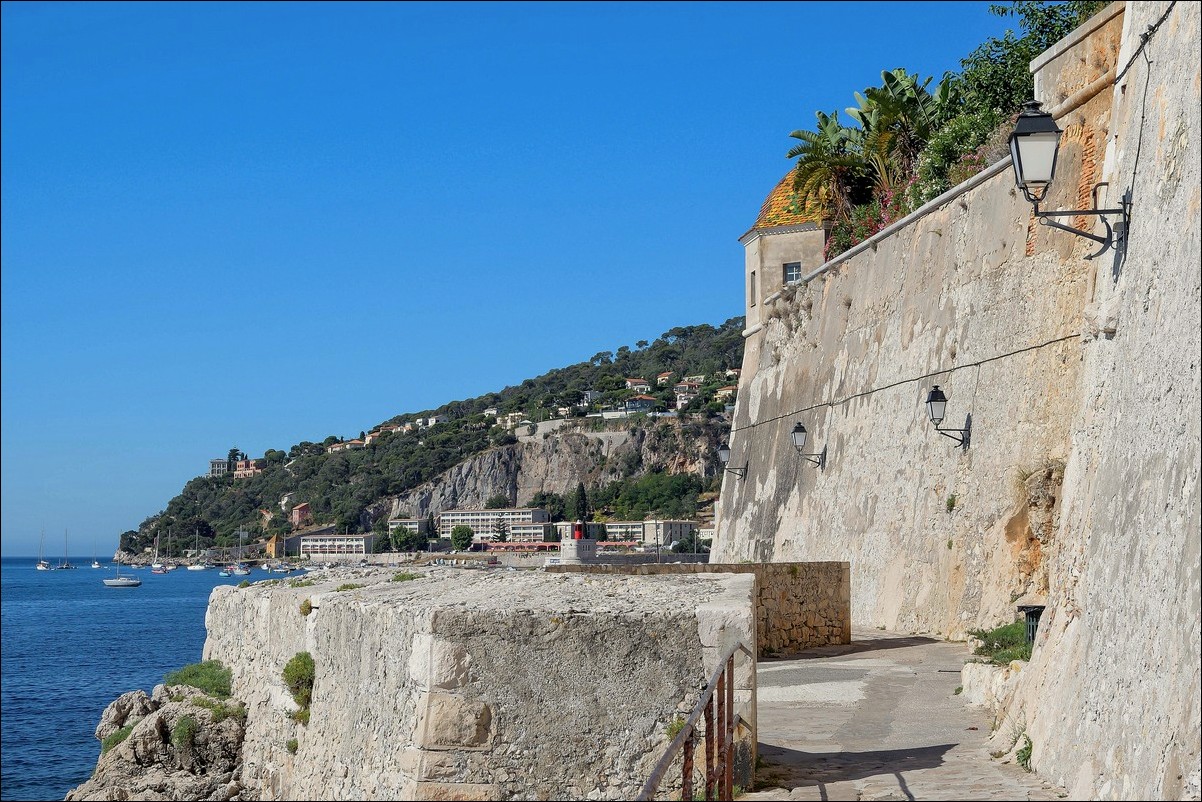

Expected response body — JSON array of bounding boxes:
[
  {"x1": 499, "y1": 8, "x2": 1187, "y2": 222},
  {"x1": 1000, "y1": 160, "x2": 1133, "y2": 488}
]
[
  {"x1": 67, "y1": 695, "x2": 252, "y2": 802},
  {"x1": 95, "y1": 690, "x2": 157, "y2": 741}
]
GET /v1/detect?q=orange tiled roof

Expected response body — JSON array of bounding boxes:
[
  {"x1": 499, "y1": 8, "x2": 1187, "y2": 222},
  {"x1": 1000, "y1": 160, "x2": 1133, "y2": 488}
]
[{"x1": 751, "y1": 170, "x2": 823, "y2": 231}]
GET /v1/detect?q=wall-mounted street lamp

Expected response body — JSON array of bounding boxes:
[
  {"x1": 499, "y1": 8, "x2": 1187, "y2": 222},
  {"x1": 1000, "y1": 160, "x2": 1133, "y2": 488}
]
[
  {"x1": 790, "y1": 422, "x2": 826, "y2": 469},
  {"x1": 925, "y1": 386, "x2": 970, "y2": 449},
  {"x1": 717, "y1": 442, "x2": 746, "y2": 479},
  {"x1": 1009, "y1": 100, "x2": 1131, "y2": 259}
]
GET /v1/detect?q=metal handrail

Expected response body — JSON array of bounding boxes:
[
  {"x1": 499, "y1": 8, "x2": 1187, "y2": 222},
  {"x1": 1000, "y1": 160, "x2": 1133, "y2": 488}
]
[{"x1": 637, "y1": 639, "x2": 754, "y2": 801}]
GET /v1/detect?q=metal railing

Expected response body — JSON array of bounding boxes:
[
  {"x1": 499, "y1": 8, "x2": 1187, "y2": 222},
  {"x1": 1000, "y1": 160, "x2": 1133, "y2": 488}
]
[{"x1": 637, "y1": 639, "x2": 754, "y2": 801}]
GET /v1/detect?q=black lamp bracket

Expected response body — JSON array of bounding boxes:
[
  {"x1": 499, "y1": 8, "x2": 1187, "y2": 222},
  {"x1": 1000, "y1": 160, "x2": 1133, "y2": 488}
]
[
  {"x1": 797, "y1": 444, "x2": 827, "y2": 470},
  {"x1": 723, "y1": 463, "x2": 748, "y2": 480},
  {"x1": 933, "y1": 413, "x2": 972, "y2": 450},
  {"x1": 1031, "y1": 183, "x2": 1131, "y2": 260}
]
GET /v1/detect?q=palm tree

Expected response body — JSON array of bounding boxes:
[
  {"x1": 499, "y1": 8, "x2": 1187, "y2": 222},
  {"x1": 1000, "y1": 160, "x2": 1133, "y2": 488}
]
[{"x1": 786, "y1": 111, "x2": 872, "y2": 223}]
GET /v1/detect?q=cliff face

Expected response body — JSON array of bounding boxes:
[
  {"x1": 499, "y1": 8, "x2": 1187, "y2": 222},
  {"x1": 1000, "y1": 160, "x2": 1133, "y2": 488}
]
[
  {"x1": 715, "y1": 3, "x2": 1200, "y2": 799},
  {"x1": 372, "y1": 420, "x2": 724, "y2": 520}
]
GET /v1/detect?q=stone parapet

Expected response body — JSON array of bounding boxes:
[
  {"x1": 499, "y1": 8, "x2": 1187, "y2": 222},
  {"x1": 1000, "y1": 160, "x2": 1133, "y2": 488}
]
[
  {"x1": 201, "y1": 567, "x2": 757, "y2": 800},
  {"x1": 547, "y1": 561, "x2": 851, "y2": 656}
]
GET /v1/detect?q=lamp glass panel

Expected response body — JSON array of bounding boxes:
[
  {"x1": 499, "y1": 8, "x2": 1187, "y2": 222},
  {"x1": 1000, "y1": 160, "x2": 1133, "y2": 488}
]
[
  {"x1": 717, "y1": 444, "x2": 731, "y2": 463},
  {"x1": 926, "y1": 398, "x2": 946, "y2": 425},
  {"x1": 791, "y1": 425, "x2": 807, "y2": 450},
  {"x1": 1016, "y1": 131, "x2": 1060, "y2": 186}
]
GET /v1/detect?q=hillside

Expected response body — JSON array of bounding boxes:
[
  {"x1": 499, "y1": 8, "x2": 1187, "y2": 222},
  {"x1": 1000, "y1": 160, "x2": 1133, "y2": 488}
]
[{"x1": 120, "y1": 317, "x2": 744, "y2": 556}]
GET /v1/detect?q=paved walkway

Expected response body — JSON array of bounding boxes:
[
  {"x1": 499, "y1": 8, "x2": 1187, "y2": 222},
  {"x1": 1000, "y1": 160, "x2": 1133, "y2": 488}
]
[{"x1": 744, "y1": 629, "x2": 1064, "y2": 801}]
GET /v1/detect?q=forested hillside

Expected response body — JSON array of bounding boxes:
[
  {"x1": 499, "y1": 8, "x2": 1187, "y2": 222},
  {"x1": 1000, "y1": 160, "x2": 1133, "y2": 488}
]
[{"x1": 120, "y1": 317, "x2": 744, "y2": 555}]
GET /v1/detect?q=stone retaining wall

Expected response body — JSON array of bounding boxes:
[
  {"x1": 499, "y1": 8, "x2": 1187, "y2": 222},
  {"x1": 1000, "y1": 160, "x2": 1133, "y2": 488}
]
[
  {"x1": 547, "y1": 561, "x2": 850, "y2": 656},
  {"x1": 202, "y1": 567, "x2": 757, "y2": 800}
]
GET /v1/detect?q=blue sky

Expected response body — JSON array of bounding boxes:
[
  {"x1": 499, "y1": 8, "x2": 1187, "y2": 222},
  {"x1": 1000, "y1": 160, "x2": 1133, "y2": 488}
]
[{"x1": 1, "y1": 1, "x2": 1016, "y2": 556}]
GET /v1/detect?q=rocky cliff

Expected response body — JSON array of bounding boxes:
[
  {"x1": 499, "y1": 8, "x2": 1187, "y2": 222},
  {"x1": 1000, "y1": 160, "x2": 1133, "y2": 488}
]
[
  {"x1": 372, "y1": 419, "x2": 725, "y2": 520},
  {"x1": 67, "y1": 685, "x2": 252, "y2": 801}
]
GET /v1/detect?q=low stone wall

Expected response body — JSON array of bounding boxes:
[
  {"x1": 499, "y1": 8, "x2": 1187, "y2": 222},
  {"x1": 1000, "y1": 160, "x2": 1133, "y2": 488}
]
[
  {"x1": 547, "y1": 561, "x2": 850, "y2": 656},
  {"x1": 202, "y1": 567, "x2": 757, "y2": 800}
]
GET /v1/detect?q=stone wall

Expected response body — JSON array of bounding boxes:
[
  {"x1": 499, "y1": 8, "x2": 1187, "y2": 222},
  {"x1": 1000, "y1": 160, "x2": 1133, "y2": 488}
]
[
  {"x1": 714, "y1": 2, "x2": 1200, "y2": 799},
  {"x1": 201, "y1": 568, "x2": 757, "y2": 800},
  {"x1": 1003, "y1": 3, "x2": 1201, "y2": 799},
  {"x1": 713, "y1": 4, "x2": 1127, "y2": 636},
  {"x1": 548, "y1": 562, "x2": 851, "y2": 655}
]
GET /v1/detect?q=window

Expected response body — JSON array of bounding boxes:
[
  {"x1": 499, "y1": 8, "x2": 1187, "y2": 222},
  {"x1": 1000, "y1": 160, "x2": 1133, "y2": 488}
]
[
  {"x1": 749, "y1": 271, "x2": 757, "y2": 306},
  {"x1": 784, "y1": 261, "x2": 802, "y2": 284}
]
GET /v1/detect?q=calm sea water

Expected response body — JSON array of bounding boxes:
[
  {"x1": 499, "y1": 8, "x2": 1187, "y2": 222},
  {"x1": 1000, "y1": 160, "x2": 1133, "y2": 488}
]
[{"x1": 0, "y1": 557, "x2": 299, "y2": 801}]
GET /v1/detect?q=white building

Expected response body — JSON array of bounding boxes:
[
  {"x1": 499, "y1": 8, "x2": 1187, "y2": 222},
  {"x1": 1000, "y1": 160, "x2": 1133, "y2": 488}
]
[
  {"x1": 209, "y1": 458, "x2": 229, "y2": 478},
  {"x1": 438, "y1": 508, "x2": 550, "y2": 542},
  {"x1": 299, "y1": 533, "x2": 373, "y2": 561},
  {"x1": 388, "y1": 518, "x2": 431, "y2": 537},
  {"x1": 509, "y1": 522, "x2": 555, "y2": 543}
]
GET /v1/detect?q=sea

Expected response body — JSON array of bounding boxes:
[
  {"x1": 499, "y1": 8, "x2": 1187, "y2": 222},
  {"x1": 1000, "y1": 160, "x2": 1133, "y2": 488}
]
[{"x1": 0, "y1": 556, "x2": 299, "y2": 801}]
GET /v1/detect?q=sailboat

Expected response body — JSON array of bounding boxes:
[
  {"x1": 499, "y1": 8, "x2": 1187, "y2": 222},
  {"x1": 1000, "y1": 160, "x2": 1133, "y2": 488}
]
[
  {"x1": 232, "y1": 529, "x2": 251, "y2": 576},
  {"x1": 36, "y1": 528, "x2": 51, "y2": 571},
  {"x1": 150, "y1": 534, "x2": 167, "y2": 574},
  {"x1": 165, "y1": 528, "x2": 178, "y2": 571},
  {"x1": 91, "y1": 540, "x2": 102, "y2": 569},
  {"x1": 57, "y1": 529, "x2": 77, "y2": 569},
  {"x1": 103, "y1": 563, "x2": 141, "y2": 588},
  {"x1": 187, "y1": 527, "x2": 208, "y2": 569}
]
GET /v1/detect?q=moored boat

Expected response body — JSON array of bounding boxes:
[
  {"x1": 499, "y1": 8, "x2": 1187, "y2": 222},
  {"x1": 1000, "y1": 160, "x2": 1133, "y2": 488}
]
[{"x1": 103, "y1": 564, "x2": 141, "y2": 588}]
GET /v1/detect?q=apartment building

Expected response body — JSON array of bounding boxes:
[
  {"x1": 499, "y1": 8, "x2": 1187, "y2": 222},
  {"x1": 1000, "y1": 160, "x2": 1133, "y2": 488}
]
[
  {"x1": 509, "y1": 522, "x2": 555, "y2": 543},
  {"x1": 299, "y1": 533, "x2": 373, "y2": 560},
  {"x1": 438, "y1": 508, "x2": 550, "y2": 541}
]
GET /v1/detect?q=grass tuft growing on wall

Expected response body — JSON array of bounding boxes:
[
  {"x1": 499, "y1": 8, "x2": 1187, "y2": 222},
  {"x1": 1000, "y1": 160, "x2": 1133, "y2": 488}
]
[{"x1": 968, "y1": 621, "x2": 1031, "y2": 664}]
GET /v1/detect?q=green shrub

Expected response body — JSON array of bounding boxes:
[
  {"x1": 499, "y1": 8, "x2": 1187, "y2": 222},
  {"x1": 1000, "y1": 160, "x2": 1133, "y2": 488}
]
[
  {"x1": 391, "y1": 572, "x2": 419, "y2": 582},
  {"x1": 969, "y1": 621, "x2": 1031, "y2": 665},
  {"x1": 946, "y1": 494, "x2": 957, "y2": 512},
  {"x1": 164, "y1": 660, "x2": 232, "y2": 699},
  {"x1": 299, "y1": 598, "x2": 312, "y2": 616},
  {"x1": 291, "y1": 707, "x2": 310, "y2": 725},
  {"x1": 335, "y1": 583, "x2": 364, "y2": 592},
  {"x1": 193, "y1": 696, "x2": 247, "y2": 725},
  {"x1": 101, "y1": 723, "x2": 135, "y2": 754},
  {"x1": 1016, "y1": 734, "x2": 1033, "y2": 771},
  {"x1": 283, "y1": 652, "x2": 316, "y2": 709},
  {"x1": 286, "y1": 737, "x2": 299, "y2": 755},
  {"x1": 171, "y1": 715, "x2": 198, "y2": 751},
  {"x1": 238, "y1": 579, "x2": 251, "y2": 588},
  {"x1": 289, "y1": 578, "x2": 316, "y2": 588},
  {"x1": 665, "y1": 716, "x2": 686, "y2": 740}
]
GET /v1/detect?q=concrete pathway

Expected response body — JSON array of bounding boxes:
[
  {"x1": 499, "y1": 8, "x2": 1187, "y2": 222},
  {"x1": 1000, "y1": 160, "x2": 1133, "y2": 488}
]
[{"x1": 744, "y1": 629, "x2": 1064, "y2": 801}]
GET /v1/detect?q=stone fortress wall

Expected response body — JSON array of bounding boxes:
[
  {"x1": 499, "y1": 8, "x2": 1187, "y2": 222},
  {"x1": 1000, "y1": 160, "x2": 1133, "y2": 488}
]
[
  {"x1": 714, "y1": 3, "x2": 1199, "y2": 798},
  {"x1": 548, "y1": 561, "x2": 851, "y2": 656},
  {"x1": 202, "y1": 568, "x2": 757, "y2": 801}
]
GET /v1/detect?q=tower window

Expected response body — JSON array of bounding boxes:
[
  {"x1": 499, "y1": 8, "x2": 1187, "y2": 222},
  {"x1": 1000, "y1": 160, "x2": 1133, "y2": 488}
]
[{"x1": 783, "y1": 262, "x2": 802, "y2": 284}]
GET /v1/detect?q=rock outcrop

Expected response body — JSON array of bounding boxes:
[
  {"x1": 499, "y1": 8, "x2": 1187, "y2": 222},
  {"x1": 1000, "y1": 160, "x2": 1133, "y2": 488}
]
[
  {"x1": 67, "y1": 685, "x2": 252, "y2": 802},
  {"x1": 371, "y1": 419, "x2": 725, "y2": 521}
]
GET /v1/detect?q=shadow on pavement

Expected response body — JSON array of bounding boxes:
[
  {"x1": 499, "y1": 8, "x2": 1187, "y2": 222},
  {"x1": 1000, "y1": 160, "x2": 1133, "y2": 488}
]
[
  {"x1": 755, "y1": 742, "x2": 955, "y2": 799},
  {"x1": 773, "y1": 634, "x2": 941, "y2": 662}
]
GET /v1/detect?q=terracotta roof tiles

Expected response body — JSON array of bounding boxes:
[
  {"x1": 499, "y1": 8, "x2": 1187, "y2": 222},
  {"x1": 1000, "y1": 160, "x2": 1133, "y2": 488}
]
[{"x1": 751, "y1": 169, "x2": 823, "y2": 231}]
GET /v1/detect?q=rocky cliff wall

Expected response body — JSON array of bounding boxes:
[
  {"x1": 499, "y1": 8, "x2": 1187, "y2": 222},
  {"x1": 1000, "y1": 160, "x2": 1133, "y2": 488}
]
[
  {"x1": 373, "y1": 419, "x2": 723, "y2": 521},
  {"x1": 714, "y1": 3, "x2": 1199, "y2": 798},
  {"x1": 200, "y1": 568, "x2": 756, "y2": 800}
]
